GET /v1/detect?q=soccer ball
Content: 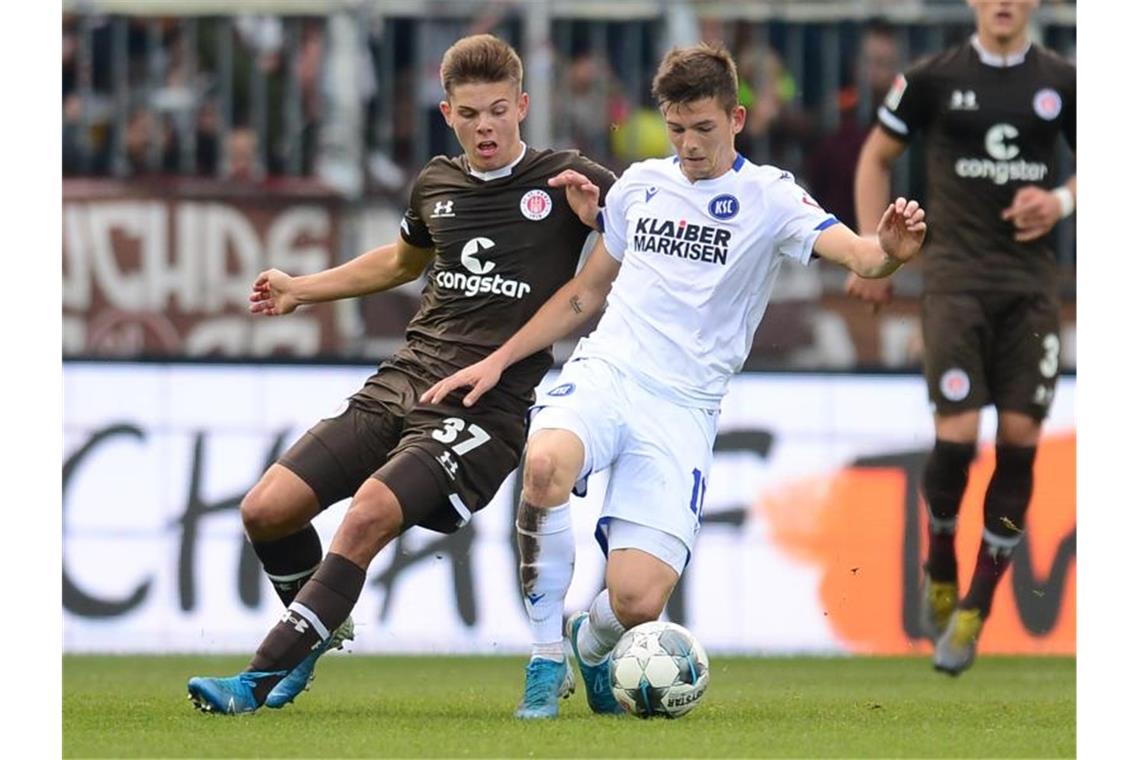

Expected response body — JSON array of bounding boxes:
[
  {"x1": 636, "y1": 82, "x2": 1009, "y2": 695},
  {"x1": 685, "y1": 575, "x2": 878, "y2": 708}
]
[{"x1": 609, "y1": 621, "x2": 710, "y2": 718}]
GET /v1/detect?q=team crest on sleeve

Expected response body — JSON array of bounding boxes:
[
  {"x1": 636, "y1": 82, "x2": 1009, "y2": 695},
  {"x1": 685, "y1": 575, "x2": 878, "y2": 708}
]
[
  {"x1": 885, "y1": 73, "x2": 907, "y2": 111},
  {"x1": 939, "y1": 368, "x2": 971, "y2": 402},
  {"x1": 1033, "y1": 88, "x2": 1062, "y2": 121},
  {"x1": 520, "y1": 189, "x2": 553, "y2": 220},
  {"x1": 707, "y1": 194, "x2": 739, "y2": 220}
]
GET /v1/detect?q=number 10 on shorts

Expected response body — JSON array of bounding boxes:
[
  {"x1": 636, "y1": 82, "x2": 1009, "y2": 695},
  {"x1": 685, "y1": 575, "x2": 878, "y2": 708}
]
[{"x1": 690, "y1": 468, "x2": 707, "y2": 522}]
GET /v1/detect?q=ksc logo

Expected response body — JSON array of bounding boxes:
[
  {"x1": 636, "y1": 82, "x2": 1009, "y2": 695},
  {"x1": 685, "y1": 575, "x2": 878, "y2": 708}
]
[
  {"x1": 547, "y1": 383, "x2": 575, "y2": 397},
  {"x1": 708, "y1": 194, "x2": 739, "y2": 220}
]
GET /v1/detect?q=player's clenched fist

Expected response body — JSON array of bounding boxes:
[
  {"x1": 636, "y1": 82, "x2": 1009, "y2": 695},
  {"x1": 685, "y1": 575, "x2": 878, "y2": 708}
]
[
  {"x1": 844, "y1": 273, "x2": 894, "y2": 307},
  {"x1": 1001, "y1": 185, "x2": 1066, "y2": 243}
]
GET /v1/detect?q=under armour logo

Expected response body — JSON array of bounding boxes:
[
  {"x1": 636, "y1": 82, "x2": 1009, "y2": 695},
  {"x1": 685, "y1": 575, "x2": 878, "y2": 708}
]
[
  {"x1": 282, "y1": 611, "x2": 310, "y2": 634},
  {"x1": 950, "y1": 89, "x2": 978, "y2": 110},
  {"x1": 437, "y1": 450, "x2": 459, "y2": 479},
  {"x1": 431, "y1": 200, "x2": 455, "y2": 218}
]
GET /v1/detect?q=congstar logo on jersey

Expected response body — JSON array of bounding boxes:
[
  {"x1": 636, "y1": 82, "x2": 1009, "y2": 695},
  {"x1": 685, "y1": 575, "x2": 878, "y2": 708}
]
[
  {"x1": 954, "y1": 123, "x2": 1048, "y2": 186},
  {"x1": 632, "y1": 217, "x2": 731, "y2": 265},
  {"x1": 435, "y1": 237, "x2": 533, "y2": 299}
]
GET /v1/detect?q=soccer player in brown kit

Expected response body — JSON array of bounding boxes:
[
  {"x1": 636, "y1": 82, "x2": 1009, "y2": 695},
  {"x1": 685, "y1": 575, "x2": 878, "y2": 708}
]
[
  {"x1": 186, "y1": 34, "x2": 615, "y2": 714},
  {"x1": 846, "y1": 0, "x2": 1075, "y2": 675}
]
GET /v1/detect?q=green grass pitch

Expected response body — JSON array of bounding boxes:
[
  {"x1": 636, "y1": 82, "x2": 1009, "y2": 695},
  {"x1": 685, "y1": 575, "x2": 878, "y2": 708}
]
[{"x1": 63, "y1": 654, "x2": 1074, "y2": 758}]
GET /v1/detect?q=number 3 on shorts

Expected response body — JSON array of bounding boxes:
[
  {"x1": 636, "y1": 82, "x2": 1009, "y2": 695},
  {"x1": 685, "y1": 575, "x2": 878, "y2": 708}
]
[
  {"x1": 1039, "y1": 333, "x2": 1060, "y2": 378},
  {"x1": 431, "y1": 417, "x2": 491, "y2": 455}
]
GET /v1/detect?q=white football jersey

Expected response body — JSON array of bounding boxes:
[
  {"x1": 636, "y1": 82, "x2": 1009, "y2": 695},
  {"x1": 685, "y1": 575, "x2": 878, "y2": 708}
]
[{"x1": 571, "y1": 154, "x2": 838, "y2": 408}]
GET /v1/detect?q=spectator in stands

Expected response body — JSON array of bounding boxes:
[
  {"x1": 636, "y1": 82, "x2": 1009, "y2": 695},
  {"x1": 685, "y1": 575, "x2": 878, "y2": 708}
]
[
  {"x1": 555, "y1": 49, "x2": 629, "y2": 168},
  {"x1": 808, "y1": 20, "x2": 900, "y2": 228},
  {"x1": 63, "y1": 93, "x2": 90, "y2": 176},
  {"x1": 226, "y1": 126, "x2": 262, "y2": 182},
  {"x1": 122, "y1": 103, "x2": 177, "y2": 175},
  {"x1": 734, "y1": 44, "x2": 814, "y2": 176}
]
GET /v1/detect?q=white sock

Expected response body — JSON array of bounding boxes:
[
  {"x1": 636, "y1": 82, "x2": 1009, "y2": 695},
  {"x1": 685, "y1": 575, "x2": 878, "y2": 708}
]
[
  {"x1": 530, "y1": 642, "x2": 565, "y2": 662},
  {"x1": 576, "y1": 589, "x2": 626, "y2": 666},
  {"x1": 517, "y1": 502, "x2": 574, "y2": 661}
]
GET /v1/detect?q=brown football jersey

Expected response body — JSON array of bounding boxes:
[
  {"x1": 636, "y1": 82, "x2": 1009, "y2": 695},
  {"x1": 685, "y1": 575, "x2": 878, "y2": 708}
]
[
  {"x1": 355, "y1": 147, "x2": 616, "y2": 415},
  {"x1": 878, "y1": 39, "x2": 1075, "y2": 294}
]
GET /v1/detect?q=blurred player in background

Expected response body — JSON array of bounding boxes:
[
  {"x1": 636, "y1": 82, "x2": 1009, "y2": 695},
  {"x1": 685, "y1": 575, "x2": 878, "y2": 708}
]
[
  {"x1": 846, "y1": 0, "x2": 1075, "y2": 675},
  {"x1": 185, "y1": 33, "x2": 616, "y2": 715},
  {"x1": 423, "y1": 42, "x2": 926, "y2": 716}
]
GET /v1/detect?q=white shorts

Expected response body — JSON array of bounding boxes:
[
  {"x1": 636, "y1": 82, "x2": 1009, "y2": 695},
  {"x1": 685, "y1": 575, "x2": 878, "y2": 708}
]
[
  {"x1": 529, "y1": 357, "x2": 718, "y2": 568},
  {"x1": 598, "y1": 518, "x2": 689, "y2": 576}
]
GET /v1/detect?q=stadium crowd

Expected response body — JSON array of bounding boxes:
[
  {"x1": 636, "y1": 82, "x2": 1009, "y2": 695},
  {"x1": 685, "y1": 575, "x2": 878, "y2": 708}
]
[{"x1": 61, "y1": 4, "x2": 1075, "y2": 370}]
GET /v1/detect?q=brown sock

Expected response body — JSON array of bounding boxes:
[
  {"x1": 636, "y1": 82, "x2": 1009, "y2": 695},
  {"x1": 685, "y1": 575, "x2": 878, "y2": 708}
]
[
  {"x1": 245, "y1": 553, "x2": 366, "y2": 702},
  {"x1": 251, "y1": 525, "x2": 323, "y2": 606}
]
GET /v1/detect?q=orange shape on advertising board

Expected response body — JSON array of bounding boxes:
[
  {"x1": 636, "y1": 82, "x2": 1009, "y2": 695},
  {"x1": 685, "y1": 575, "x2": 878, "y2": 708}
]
[{"x1": 759, "y1": 433, "x2": 1075, "y2": 654}]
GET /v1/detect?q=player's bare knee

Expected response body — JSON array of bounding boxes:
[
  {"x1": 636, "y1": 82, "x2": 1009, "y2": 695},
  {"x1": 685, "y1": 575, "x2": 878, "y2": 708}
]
[
  {"x1": 521, "y1": 449, "x2": 571, "y2": 506},
  {"x1": 240, "y1": 486, "x2": 288, "y2": 540},
  {"x1": 239, "y1": 466, "x2": 319, "y2": 540},
  {"x1": 996, "y1": 413, "x2": 1041, "y2": 447},
  {"x1": 608, "y1": 587, "x2": 665, "y2": 629}
]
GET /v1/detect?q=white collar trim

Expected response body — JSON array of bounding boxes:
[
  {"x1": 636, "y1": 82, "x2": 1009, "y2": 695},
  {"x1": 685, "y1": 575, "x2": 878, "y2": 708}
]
[
  {"x1": 468, "y1": 142, "x2": 528, "y2": 181},
  {"x1": 971, "y1": 34, "x2": 1030, "y2": 67}
]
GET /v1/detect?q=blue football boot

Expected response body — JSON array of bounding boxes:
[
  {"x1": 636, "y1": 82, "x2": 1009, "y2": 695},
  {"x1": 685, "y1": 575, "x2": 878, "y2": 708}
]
[
  {"x1": 513, "y1": 642, "x2": 575, "y2": 719},
  {"x1": 265, "y1": 616, "x2": 355, "y2": 709},
  {"x1": 187, "y1": 670, "x2": 284, "y2": 715},
  {"x1": 566, "y1": 611, "x2": 624, "y2": 715}
]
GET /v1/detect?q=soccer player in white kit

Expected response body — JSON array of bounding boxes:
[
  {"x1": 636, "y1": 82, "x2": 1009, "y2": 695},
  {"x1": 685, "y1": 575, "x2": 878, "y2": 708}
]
[{"x1": 423, "y1": 43, "x2": 926, "y2": 717}]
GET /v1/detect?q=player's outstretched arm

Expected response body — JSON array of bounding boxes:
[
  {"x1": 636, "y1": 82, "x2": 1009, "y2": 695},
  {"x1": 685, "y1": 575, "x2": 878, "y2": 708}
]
[
  {"x1": 846, "y1": 126, "x2": 908, "y2": 305},
  {"x1": 249, "y1": 238, "x2": 434, "y2": 316},
  {"x1": 814, "y1": 197, "x2": 926, "y2": 279},
  {"x1": 421, "y1": 237, "x2": 621, "y2": 407},
  {"x1": 1001, "y1": 174, "x2": 1076, "y2": 243}
]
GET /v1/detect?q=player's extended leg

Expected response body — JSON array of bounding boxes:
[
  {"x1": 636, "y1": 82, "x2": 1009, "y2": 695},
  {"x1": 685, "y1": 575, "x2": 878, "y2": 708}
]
[
  {"x1": 569, "y1": 545, "x2": 679, "y2": 715},
  {"x1": 514, "y1": 430, "x2": 584, "y2": 719},
  {"x1": 187, "y1": 476, "x2": 404, "y2": 714},
  {"x1": 242, "y1": 423, "x2": 376, "y2": 708},
  {"x1": 920, "y1": 411, "x2": 980, "y2": 642},
  {"x1": 936, "y1": 411, "x2": 1040, "y2": 676},
  {"x1": 241, "y1": 464, "x2": 325, "y2": 607}
]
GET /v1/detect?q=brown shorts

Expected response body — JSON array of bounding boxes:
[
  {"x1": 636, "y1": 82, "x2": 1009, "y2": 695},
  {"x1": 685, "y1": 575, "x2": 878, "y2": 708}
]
[
  {"x1": 277, "y1": 366, "x2": 526, "y2": 534},
  {"x1": 921, "y1": 291, "x2": 1062, "y2": 420}
]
